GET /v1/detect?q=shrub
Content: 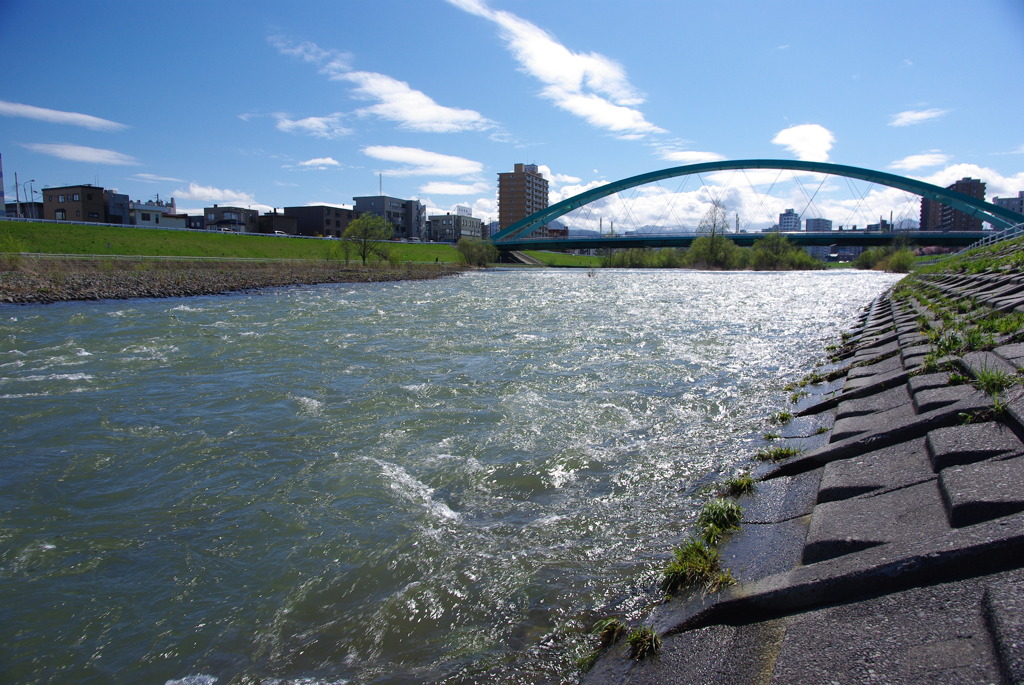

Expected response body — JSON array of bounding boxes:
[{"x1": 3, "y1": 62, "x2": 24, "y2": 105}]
[{"x1": 455, "y1": 237, "x2": 498, "y2": 266}]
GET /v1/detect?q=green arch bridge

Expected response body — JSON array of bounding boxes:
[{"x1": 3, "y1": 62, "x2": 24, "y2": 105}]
[{"x1": 490, "y1": 160, "x2": 1024, "y2": 251}]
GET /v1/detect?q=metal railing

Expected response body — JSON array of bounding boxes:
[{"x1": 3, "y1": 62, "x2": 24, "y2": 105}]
[{"x1": 953, "y1": 222, "x2": 1024, "y2": 256}]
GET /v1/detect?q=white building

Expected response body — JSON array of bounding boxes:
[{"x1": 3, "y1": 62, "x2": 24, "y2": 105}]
[
  {"x1": 994, "y1": 191, "x2": 1024, "y2": 216},
  {"x1": 779, "y1": 208, "x2": 801, "y2": 231},
  {"x1": 130, "y1": 197, "x2": 186, "y2": 228}
]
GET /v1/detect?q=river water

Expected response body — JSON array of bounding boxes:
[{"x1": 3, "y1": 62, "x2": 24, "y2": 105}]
[{"x1": 0, "y1": 268, "x2": 902, "y2": 684}]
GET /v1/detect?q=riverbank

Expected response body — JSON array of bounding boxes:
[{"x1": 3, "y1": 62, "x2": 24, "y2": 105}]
[
  {"x1": 584, "y1": 240, "x2": 1024, "y2": 682},
  {"x1": 0, "y1": 256, "x2": 467, "y2": 304}
]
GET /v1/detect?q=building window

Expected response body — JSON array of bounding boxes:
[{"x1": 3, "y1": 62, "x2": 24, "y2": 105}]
[
  {"x1": 73, "y1": 194, "x2": 80, "y2": 201},
  {"x1": 55, "y1": 209, "x2": 66, "y2": 220},
  {"x1": 58, "y1": 195, "x2": 65, "y2": 202},
  {"x1": 141, "y1": 213, "x2": 151, "y2": 222}
]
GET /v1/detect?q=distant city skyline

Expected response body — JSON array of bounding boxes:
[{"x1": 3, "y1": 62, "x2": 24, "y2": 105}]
[{"x1": 2, "y1": 0, "x2": 1023, "y2": 231}]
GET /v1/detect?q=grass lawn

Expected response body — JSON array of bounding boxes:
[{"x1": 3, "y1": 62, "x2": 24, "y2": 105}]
[{"x1": 0, "y1": 220, "x2": 462, "y2": 262}]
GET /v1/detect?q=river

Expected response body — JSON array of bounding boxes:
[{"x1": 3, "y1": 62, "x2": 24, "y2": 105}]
[{"x1": 0, "y1": 268, "x2": 902, "y2": 684}]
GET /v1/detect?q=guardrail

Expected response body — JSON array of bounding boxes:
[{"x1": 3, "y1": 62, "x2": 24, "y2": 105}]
[
  {"x1": 14, "y1": 253, "x2": 319, "y2": 263},
  {"x1": 1, "y1": 216, "x2": 337, "y2": 240},
  {"x1": 952, "y1": 222, "x2": 1024, "y2": 257}
]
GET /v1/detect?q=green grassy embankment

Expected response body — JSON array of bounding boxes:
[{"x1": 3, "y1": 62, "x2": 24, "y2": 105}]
[
  {"x1": 522, "y1": 250, "x2": 602, "y2": 267},
  {"x1": 0, "y1": 220, "x2": 462, "y2": 263}
]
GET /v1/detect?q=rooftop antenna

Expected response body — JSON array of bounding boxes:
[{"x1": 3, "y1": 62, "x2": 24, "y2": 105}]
[{"x1": 379, "y1": 172, "x2": 383, "y2": 197}]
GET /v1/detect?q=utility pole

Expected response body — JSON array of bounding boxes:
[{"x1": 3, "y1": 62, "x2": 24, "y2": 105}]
[{"x1": 14, "y1": 171, "x2": 21, "y2": 219}]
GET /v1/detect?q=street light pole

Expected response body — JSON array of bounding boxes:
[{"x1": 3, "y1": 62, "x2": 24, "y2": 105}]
[{"x1": 26, "y1": 180, "x2": 36, "y2": 219}]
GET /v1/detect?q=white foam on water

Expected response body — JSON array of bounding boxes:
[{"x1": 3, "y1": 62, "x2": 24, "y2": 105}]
[
  {"x1": 294, "y1": 395, "x2": 324, "y2": 415},
  {"x1": 165, "y1": 676, "x2": 217, "y2": 685},
  {"x1": 370, "y1": 457, "x2": 460, "y2": 521}
]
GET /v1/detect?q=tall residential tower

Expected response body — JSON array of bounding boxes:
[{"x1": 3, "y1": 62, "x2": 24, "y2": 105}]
[{"x1": 498, "y1": 163, "x2": 549, "y2": 234}]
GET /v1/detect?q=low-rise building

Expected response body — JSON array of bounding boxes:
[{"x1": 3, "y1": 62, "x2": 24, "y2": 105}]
[
  {"x1": 427, "y1": 212, "x2": 483, "y2": 242},
  {"x1": 284, "y1": 205, "x2": 357, "y2": 237},
  {"x1": 258, "y1": 211, "x2": 299, "y2": 235},
  {"x1": 42, "y1": 184, "x2": 108, "y2": 223},
  {"x1": 204, "y1": 205, "x2": 258, "y2": 233},
  {"x1": 353, "y1": 195, "x2": 426, "y2": 241},
  {"x1": 130, "y1": 198, "x2": 185, "y2": 228},
  {"x1": 993, "y1": 191, "x2": 1024, "y2": 217}
]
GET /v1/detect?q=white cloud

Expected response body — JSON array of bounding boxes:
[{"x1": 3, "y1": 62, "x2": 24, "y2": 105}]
[
  {"x1": 172, "y1": 182, "x2": 258, "y2": 206},
  {"x1": 362, "y1": 146, "x2": 483, "y2": 177},
  {"x1": 132, "y1": 173, "x2": 186, "y2": 183},
  {"x1": 274, "y1": 113, "x2": 351, "y2": 139},
  {"x1": 550, "y1": 178, "x2": 609, "y2": 204},
  {"x1": 298, "y1": 157, "x2": 341, "y2": 170},
  {"x1": 657, "y1": 149, "x2": 727, "y2": 165},
  {"x1": 23, "y1": 142, "x2": 138, "y2": 165},
  {"x1": 446, "y1": 0, "x2": 664, "y2": 138},
  {"x1": 889, "y1": 108, "x2": 948, "y2": 127},
  {"x1": 305, "y1": 201, "x2": 353, "y2": 209},
  {"x1": 915, "y1": 163, "x2": 1024, "y2": 201},
  {"x1": 888, "y1": 152, "x2": 951, "y2": 171},
  {"x1": 0, "y1": 100, "x2": 127, "y2": 131},
  {"x1": 271, "y1": 37, "x2": 492, "y2": 134},
  {"x1": 419, "y1": 181, "x2": 491, "y2": 195},
  {"x1": 771, "y1": 124, "x2": 835, "y2": 162},
  {"x1": 343, "y1": 71, "x2": 494, "y2": 133},
  {"x1": 537, "y1": 165, "x2": 581, "y2": 186}
]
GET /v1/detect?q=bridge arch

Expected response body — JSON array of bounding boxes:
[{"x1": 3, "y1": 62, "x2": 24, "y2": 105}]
[{"x1": 491, "y1": 159, "x2": 1024, "y2": 243}]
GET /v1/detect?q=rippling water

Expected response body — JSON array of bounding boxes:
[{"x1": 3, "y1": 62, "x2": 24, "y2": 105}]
[{"x1": 0, "y1": 268, "x2": 902, "y2": 684}]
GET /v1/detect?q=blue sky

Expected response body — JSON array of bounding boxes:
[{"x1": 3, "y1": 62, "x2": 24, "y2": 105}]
[{"x1": 3, "y1": 0, "x2": 1024, "y2": 230}]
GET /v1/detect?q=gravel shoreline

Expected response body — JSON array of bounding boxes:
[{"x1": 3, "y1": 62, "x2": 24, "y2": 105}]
[{"x1": 0, "y1": 257, "x2": 468, "y2": 304}]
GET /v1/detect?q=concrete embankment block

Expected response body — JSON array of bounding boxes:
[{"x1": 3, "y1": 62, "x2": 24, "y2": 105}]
[{"x1": 585, "y1": 265, "x2": 1024, "y2": 684}]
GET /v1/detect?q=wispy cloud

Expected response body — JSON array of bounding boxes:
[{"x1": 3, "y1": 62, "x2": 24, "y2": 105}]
[
  {"x1": 297, "y1": 157, "x2": 341, "y2": 170},
  {"x1": 23, "y1": 142, "x2": 138, "y2": 165},
  {"x1": 274, "y1": 113, "x2": 351, "y2": 139},
  {"x1": 888, "y1": 151, "x2": 951, "y2": 170},
  {"x1": 771, "y1": 124, "x2": 835, "y2": 162},
  {"x1": 363, "y1": 146, "x2": 483, "y2": 177},
  {"x1": 132, "y1": 173, "x2": 186, "y2": 183},
  {"x1": 889, "y1": 108, "x2": 948, "y2": 127},
  {"x1": 0, "y1": 100, "x2": 127, "y2": 131},
  {"x1": 269, "y1": 37, "x2": 352, "y2": 77},
  {"x1": 270, "y1": 36, "x2": 493, "y2": 134},
  {"x1": 419, "y1": 181, "x2": 490, "y2": 195},
  {"x1": 342, "y1": 71, "x2": 493, "y2": 133},
  {"x1": 446, "y1": 0, "x2": 664, "y2": 138}
]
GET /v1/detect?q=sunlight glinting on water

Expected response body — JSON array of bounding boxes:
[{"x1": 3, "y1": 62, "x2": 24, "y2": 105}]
[{"x1": 0, "y1": 268, "x2": 903, "y2": 684}]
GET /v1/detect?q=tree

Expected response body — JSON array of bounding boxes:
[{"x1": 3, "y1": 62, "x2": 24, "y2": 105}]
[
  {"x1": 343, "y1": 213, "x2": 393, "y2": 264},
  {"x1": 684, "y1": 235, "x2": 741, "y2": 269},
  {"x1": 749, "y1": 233, "x2": 823, "y2": 270},
  {"x1": 455, "y1": 237, "x2": 498, "y2": 266},
  {"x1": 697, "y1": 200, "x2": 730, "y2": 238}
]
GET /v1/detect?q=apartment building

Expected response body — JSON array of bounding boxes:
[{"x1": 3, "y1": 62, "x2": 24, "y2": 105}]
[
  {"x1": 352, "y1": 195, "x2": 426, "y2": 241},
  {"x1": 497, "y1": 163, "x2": 548, "y2": 233}
]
